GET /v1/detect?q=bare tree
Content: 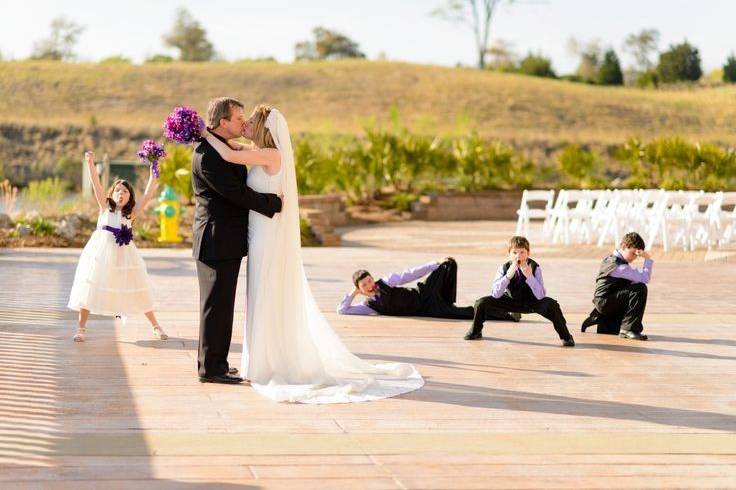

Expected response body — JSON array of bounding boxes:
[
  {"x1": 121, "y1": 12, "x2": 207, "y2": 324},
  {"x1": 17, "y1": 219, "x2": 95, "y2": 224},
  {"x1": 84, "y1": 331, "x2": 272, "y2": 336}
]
[
  {"x1": 567, "y1": 36, "x2": 602, "y2": 82},
  {"x1": 622, "y1": 29, "x2": 660, "y2": 71},
  {"x1": 433, "y1": 0, "x2": 513, "y2": 69},
  {"x1": 31, "y1": 16, "x2": 85, "y2": 61},
  {"x1": 486, "y1": 39, "x2": 518, "y2": 71}
]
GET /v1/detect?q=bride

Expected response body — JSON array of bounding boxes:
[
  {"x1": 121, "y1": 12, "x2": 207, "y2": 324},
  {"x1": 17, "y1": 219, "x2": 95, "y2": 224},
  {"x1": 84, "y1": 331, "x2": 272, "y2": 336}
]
[{"x1": 203, "y1": 104, "x2": 423, "y2": 403}]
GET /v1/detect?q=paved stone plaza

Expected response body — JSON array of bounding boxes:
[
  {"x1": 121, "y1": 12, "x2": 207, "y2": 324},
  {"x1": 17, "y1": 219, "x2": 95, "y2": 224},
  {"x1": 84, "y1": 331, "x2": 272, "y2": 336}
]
[{"x1": 1, "y1": 221, "x2": 735, "y2": 488}]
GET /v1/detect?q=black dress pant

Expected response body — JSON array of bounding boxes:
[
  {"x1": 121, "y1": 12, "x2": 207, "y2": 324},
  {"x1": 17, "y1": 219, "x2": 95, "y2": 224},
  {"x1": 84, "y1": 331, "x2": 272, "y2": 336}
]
[
  {"x1": 196, "y1": 258, "x2": 242, "y2": 377},
  {"x1": 416, "y1": 258, "x2": 507, "y2": 320},
  {"x1": 593, "y1": 283, "x2": 648, "y2": 334},
  {"x1": 472, "y1": 294, "x2": 572, "y2": 339}
]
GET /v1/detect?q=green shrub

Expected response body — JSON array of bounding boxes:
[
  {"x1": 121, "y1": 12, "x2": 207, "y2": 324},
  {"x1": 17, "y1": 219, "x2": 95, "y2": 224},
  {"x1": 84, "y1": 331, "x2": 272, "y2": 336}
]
[
  {"x1": 518, "y1": 53, "x2": 556, "y2": 78},
  {"x1": 636, "y1": 69, "x2": 659, "y2": 88},
  {"x1": 158, "y1": 144, "x2": 193, "y2": 202},
  {"x1": 22, "y1": 177, "x2": 68, "y2": 213},
  {"x1": 613, "y1": 137, "x2": 736, "y2": 190},
  {"x1": 557, "y1": 144, "x2": 605, "y2": 188},
  {"x1": 657, "y1": 42, "x2": 702, "y2": 83}
]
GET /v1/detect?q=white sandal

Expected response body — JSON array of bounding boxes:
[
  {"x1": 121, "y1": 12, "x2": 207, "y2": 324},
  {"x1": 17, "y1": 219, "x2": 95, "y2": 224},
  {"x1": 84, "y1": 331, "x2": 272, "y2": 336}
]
[
  {"x1": 73, "y1": 326, "x2": 86, "y2": 342},
  {"x1": 152, "y1": 325, "x2": 168, "y2": 340}
]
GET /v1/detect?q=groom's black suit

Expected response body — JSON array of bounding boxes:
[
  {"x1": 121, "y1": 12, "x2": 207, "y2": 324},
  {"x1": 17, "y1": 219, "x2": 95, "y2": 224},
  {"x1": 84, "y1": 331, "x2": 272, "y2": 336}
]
[{"x1": 191, "y1": 132, "x2": 282, "y2": 378}]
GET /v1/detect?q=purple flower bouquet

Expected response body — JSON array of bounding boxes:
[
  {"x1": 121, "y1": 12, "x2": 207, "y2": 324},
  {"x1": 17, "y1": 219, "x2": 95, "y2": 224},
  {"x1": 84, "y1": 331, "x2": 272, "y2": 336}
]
[
  {"x1": 163, "y1": 106, "x2": 205, "y2": 145},
  {"x1": 136, "y1": 139, "x2": 167, "y2": 178}
]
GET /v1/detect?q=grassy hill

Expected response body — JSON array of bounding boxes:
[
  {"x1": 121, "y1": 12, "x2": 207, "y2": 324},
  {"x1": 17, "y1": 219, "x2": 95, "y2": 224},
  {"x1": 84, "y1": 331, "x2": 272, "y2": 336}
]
[{"x1": 2, "y1": 59, "x2": 736, "y2": 145}]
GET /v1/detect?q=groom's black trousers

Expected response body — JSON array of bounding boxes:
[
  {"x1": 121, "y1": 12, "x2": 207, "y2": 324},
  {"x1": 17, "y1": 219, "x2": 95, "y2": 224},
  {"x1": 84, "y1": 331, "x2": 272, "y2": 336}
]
[{"x1": 196, "y1": 258, "x2": 242, "y2": 377}]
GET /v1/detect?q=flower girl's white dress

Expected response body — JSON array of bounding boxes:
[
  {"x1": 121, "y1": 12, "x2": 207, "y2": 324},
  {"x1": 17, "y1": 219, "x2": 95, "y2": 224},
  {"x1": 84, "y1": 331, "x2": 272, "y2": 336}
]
[{"x1": 68, "y1": 208, "x2": 153, "y2": 315}]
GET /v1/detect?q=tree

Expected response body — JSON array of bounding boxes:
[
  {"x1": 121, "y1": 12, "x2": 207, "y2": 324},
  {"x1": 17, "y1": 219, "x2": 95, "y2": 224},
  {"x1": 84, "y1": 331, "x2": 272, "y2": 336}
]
[
  {"x1": 597, "y1": 49, "x2": 623, "y2": 85},
  {"x1": 622, "y1": 29, "x2": 659, "y2": 71},
  {"x1": 294, "y1": 27, "x2": 365, "y2": 61},
  {"x1": 162, "y1": 8, "x2": 215, "y2": 62},
  {"x1": 30, "y1": 16, "x2": 85, "y2": 61},
  {"x1": 657, "y1": 41, "x2": 702, "y2": 83},
  {"x1": 723, "y1": 54, "x2": 736, "y2": 83},
  {"x1": 433, "y1": 0, "x2": 512, "y2": 69},
  {"x1": 485, "y1": 39, "x2": 517, "y2": 71},
  {"x1": 518, "y1": 52, "x2": 555, "y2": 78},
  {"x1": 567, "y1": 37, "x2": 601, "y2": 83}
]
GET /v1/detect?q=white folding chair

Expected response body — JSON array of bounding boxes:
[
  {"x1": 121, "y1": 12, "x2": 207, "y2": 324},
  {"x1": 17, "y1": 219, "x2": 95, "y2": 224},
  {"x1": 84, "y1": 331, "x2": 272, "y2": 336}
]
[
  {"x1": 659, "y1": 190, "x2": 704, "y2": 252},
  {"x1": 689, "y1": 192, "x2": 722, "y2": 250},
  {"x1": 597, "y1": 189, "x2": 652, "y2": 247},
  {"x1": 515, "y1": 189, "x2": 555, "y2": 238},
  {"x1": 717, "y1": 192, "x2": 736, "y2": 248},
  {"x1": 552, "y1": 190, "x2": 594, "y2": 244}
]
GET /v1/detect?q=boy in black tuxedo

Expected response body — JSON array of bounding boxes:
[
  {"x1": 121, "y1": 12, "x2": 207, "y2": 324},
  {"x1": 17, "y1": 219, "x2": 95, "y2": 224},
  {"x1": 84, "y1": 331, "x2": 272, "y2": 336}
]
[
  {"x1": 465, "y1": 236, "x2": 575, "y2": 347},
  {"x1": 581, "y1": 232, "x2": 653, "y2": 340}
]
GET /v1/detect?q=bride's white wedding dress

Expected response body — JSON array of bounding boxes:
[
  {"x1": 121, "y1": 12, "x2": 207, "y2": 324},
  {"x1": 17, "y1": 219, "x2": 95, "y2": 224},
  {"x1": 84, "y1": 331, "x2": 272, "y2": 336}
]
[{"x1": 242, "y1": 110, "x2": 423, "y2": 404}]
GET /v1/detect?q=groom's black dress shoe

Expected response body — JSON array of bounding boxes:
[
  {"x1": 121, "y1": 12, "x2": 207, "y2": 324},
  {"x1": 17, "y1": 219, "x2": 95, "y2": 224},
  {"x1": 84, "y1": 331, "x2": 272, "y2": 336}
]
[
  {"x1": 581, "y1": 310, "x2": 600, "y2": 332},
  {"x1": 464, "y1": 327, "x2": 483, "y2": 340},
  {"x1": 199, "y1": 374, "x2": 244, "y2": 384},
  {"x1": 619, "y1": 331, "x2": 648, "y2": 341}
]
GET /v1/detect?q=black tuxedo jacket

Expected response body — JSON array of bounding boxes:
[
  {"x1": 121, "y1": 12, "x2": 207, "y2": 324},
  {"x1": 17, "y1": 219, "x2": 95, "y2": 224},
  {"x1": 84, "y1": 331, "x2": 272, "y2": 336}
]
[{"x1": 191, "y1": 132, "x2": 282, "y2": 261}]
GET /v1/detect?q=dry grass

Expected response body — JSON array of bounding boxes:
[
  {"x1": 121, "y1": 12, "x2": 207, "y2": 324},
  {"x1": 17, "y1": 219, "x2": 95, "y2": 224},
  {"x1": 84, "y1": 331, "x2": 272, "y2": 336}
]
[{"x1": 1, "y1": 59, "x2": 736, "y2": 144}]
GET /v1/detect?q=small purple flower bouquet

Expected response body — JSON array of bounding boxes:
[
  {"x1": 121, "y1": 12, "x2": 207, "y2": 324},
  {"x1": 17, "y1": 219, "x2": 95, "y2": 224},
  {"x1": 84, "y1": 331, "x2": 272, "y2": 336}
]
[
  {"x1": 163, "y1": 106, "x2": 205, "y2": 145},
  {"x1": 137, "y1": 139, "x2": 167, "y2": 178}
]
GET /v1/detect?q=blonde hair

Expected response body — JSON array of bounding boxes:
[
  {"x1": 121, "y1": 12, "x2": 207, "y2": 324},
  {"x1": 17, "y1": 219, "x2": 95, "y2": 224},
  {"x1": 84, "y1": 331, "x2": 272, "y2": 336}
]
[{"x1": 250, "y1": 104, "x2": 276, "y2": 149}]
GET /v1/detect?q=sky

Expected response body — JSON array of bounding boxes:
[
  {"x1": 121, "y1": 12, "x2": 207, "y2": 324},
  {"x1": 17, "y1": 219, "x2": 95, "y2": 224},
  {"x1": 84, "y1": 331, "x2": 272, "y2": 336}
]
[{"x1": 0, "y1": 0, "x2": 733, "y2": 73}]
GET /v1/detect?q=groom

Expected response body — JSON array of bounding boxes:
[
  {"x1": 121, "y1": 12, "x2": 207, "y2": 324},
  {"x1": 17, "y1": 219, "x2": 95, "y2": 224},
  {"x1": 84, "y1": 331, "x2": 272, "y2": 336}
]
[{"x1": 192, "y1": 97, "x2": 282, "y2": 384}]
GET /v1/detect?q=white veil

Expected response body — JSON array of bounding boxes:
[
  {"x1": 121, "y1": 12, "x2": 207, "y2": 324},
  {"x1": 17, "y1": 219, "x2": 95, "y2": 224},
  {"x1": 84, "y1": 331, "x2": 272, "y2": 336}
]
[{"x1": 244, "y1": 109, "x2": 423, "y2": 403}]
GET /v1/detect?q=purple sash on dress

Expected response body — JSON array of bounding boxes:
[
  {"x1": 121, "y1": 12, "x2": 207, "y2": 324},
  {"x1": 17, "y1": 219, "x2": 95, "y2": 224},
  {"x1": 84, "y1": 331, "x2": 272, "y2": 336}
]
[{"x1": 102, "y1": 224, "x2": 133, "y2": 246}]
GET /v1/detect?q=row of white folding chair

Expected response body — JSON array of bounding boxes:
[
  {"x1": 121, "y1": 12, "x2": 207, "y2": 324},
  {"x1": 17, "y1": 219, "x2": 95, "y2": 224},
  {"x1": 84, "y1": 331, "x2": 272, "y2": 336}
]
[
  {"x1": 643, "y1": 190, "x2": 727, "y2": 251},
  {"x1": 517, "y1": 188, "x2": 736, "y2": 250}
]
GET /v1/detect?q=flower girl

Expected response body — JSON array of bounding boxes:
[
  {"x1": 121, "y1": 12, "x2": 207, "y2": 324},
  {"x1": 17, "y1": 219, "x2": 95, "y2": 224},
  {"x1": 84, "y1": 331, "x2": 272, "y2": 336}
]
[{"x1": 68, "y1": 151, "x2": 167, "y2": 342}]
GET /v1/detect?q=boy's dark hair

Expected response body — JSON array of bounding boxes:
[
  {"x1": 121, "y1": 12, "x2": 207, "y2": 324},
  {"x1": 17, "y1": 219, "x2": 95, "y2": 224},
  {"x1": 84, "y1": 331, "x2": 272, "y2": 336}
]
[
  {"x1": 106, "y1": 179, "x2": 136, "y2": 219},
  {"x1": 621, "y1": 232, "x2": 645, "y2": 250},
  {"x1": 352, "y1": 269, "x2": 372, "y2": 287},
  {"x1": 508, "y1": 235, "x2": 530, "y2": 252}
]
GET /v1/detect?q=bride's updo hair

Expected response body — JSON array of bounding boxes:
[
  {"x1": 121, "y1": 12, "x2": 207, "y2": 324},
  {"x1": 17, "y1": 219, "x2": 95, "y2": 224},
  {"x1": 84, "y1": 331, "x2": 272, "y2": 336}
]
[{"x1": 250, "y1": 104, "x2": 277, "y2": 149}]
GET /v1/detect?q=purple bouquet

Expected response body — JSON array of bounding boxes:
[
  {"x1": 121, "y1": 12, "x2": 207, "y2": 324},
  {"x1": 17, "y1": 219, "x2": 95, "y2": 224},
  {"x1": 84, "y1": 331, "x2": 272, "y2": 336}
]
[
  {"x1": 137, "y1": 139, "x2": 166, "y2": 178},
  {"x1": 163, "y1": 106, "x2": 205, "y2": 145}
]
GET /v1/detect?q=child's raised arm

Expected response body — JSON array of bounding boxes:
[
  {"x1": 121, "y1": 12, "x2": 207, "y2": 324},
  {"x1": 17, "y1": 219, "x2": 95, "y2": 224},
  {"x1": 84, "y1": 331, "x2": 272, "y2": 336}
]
[
  {"x1": 204, "y1": 131, "x2": 280, "y2": 170},
  {"x1": 84, "y1": 151, "x2": 106, "y2": 209},
  {"x1": 131, "y1": 165, "x2": 159, "y2": 220}
]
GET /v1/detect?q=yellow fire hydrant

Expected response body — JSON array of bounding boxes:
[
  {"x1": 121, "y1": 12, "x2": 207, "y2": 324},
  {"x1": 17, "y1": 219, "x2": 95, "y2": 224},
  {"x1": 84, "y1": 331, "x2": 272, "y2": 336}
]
[{"x1": 154, "y1": 185, "x2": 182, "y2": 243}]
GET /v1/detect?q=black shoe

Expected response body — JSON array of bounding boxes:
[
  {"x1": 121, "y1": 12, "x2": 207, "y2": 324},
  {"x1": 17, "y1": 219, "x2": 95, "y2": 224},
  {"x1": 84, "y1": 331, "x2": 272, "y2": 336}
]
[
  {"x1": 464, "y1": 327, "x2": 483, "y2": 340},
  {"x1": 228, "y1": 367, "x2": 239, "y2": 375},
  {"x1": 562, "y1": 336, "x2": 575, "y2": 347},
  {"x1": 619, "y1": 331, "x2": 648, "y2": 341},
  {"x1": 509, "y1": 312, "x2": 522, "y2": 323},
  {"x1": 581, "y1": 311, "x2": 599, "y2": 332},
  {"x1": 199, "y1": 374, "x2": 244, "y2": 384}
]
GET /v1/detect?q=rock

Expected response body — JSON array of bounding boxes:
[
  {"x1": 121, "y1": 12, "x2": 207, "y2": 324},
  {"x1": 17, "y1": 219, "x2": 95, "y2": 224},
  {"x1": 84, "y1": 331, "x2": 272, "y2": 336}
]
[
  {"x1": 0, "y1": 213, "x2": 13, "y2": 230},
  {"x1": 16, "y1": 223, "x2": 31, "y2": 237},
  {"x1": 55, "y1": 219, "x2": 77, "y2": 240},
  {"x1": 24, "y1": 210, "x2": 41, "y2": 222}
]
